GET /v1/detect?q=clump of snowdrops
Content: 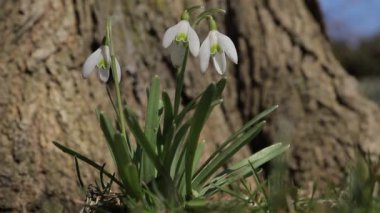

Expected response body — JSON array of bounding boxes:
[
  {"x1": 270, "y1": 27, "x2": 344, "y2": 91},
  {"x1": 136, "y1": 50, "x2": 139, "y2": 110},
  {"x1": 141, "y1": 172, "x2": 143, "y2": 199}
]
[{"x1": 54, "y1": 6, "x2": 288, "y2": 211}]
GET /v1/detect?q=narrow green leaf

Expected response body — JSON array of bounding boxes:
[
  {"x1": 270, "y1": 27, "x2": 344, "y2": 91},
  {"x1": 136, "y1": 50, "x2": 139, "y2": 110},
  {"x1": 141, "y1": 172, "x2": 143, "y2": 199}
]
[
  {"x1": 175, "y1": 78, "x2": 226, "y2": 126},
  {"x1": 201, "y1": 143, "x2": 289, "y2": 196},
  {"x1": 185, "y1": 84, "x2": 216, "y2": 196},
  {"x1": 133, "y1": 145, "x2": 143, "y2": 169},
  {"x1": 102, "y1": 172, "x2": 116, "y2": 194},
  {"x1": 99, "y1": 111, "x2": 134, "y2": 162},
  {"x1": 215, "y1": 186, "x2": 249, "y2": 202},
  {"x1": 249, "y1": 161, "x2": 268, "y2": 203},
  {"x1": 193, "y1": 121, "x2": 266, "y2": 189},
  {"x1": 113, "y1": 132, "x2": 142, "y2": 198},
  {"x1": 175, "y1": 94, "x2": 201, "y2": 125},
  {"x1": 74, "y1": 157, "x2": 85, "y2": 193},
  {"x1": 172, "y1": 123, "x2": 193, "y2": 195},
  {"x1": 99, "y1": 112, "x2": 115, "y2": 146},
  {"x1": 142, "y1": 75, "x2": 161, "y2": 182},
  {"x1": 145, "y1": 75, "x2": 161, "y2": 144},
  {"x1": 167, "y1": 122, "x2": 191, "y2": 177},
  {"x1": 162, "y1": 91, "x2": 174, "y2": 135},
  {"x1": 162, "y1": 123, "x2": 175, "y2": 162},
  {"x1": 124, "y1": 107, "x2": 165, "y2": 177},
  {"x1": 99, "y1": 163, "x2": 107, "y2": 189},
  {"x1": 229, "y1": 143, "x2": 289, "y2": 170},
  {"x1": 193, "y1": 141, "x2": 205, "y2": 174},
  {"x1": 194, "y1": 105, "x2": 278, "y2": 179},
  {"x1": 175, "y1": 153, "x2": 187, "y2": 197},
  {"x1": 214, "y1": 78, "x2": 227, "y2": 98},
  {"x1": 161, "y1": 91, "x2": 174, "y2": 162},
  {"x1": 227, "y1": 105, "x2": 278, "y2": 142},
  {"x1": 98, "y1": 112, "x2": 142, "y2": 199},
  {"x1": 52, "y1": 141, "x2": 123, "y2": 187}
]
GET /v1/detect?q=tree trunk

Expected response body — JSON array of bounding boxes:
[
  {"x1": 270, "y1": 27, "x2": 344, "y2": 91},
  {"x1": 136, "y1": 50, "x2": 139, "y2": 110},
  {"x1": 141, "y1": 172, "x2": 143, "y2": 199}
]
[
  {"x1": 1, "y1": 0, "x2": 379, "y2": 211},
  {"x1": 228, "y1": 0, "x2": 380, "y2": 188}
]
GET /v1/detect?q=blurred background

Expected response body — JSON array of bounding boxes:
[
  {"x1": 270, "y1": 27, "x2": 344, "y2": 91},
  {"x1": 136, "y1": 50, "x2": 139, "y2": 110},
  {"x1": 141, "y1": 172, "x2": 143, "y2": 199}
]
[
  {"x1": 320, "y1": 0, "x2": 380, "y2": 103},
  {"x1": 1, "y1": 0, "x2": 380, "y2": 210}
]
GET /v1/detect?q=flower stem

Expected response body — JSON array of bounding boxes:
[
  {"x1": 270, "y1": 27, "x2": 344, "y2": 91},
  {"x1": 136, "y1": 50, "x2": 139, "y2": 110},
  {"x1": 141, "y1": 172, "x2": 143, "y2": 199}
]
[
  {"x1": 173, "y1": 47, "x2": 189, "y2": 116},
  {"x1": 107, "y1": 18, "x2": 130, "y2": 154}
]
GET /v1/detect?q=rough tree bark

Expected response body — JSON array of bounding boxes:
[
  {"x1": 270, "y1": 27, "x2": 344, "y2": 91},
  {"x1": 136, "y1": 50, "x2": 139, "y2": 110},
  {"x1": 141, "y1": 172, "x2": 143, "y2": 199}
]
[{"x1": 0, "y1": 0, "x2": 379, "y2": 211}]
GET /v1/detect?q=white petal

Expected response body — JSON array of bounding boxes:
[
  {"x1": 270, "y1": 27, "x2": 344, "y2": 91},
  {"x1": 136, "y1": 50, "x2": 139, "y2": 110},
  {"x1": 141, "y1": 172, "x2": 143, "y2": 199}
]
[
  {"x1": 115, "y1": 58, "x2": 121, "y2": 83},
  {"x1": 170, "y1": 43, "x2": 186, "y2": 67},
  {"x1": 209, "y1": 30, "x2": 218, "y2": 46},
  {"x1": 187, "y1": 25, "x2": 200, "y2": 56},
  {"x1": 82, "y1": 48, "x2": 102, "y2": 78},
  {"x1": 97, "y1": 67, "x2": 110, "y2": 82},
  {"x1": 177, "y1": 20, "x2": 189, "y2": 35},
  {"x1": 217, "y1": 31, "x2": 238, "y2": 64},
  {"x1": 163, "y1": 23, "x2": 179, "y2": 48},
  {"x1": 212, "y1": 52, "x2": 226, "y2": 75},
  {"x1": 101, "y1": 45, "x2": 111, "y2": 66},
  {"x1": 199, "y1": 34, "x2": 211, "y2": 72}
]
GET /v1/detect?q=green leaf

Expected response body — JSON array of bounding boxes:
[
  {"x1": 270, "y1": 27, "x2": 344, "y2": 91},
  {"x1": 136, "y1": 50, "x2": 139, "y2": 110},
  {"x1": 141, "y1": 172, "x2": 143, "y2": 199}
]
[
  {"x1": 175, "y1": 78, "x2": 226, "y2": 126},
  {"x1": 162, "y1": 124, "x2": 174, "y2": 162},
  {"x1": 193, "y1": 141, "x2": 205, "y2": 174},
  {"x1": 175, "y1": 94, "x2": 201, "y2": 126},
  {"x1": 99, "y1": 112, "x2": 143, "y2": 199},
  {"x1": 229, "y1": 143, "x2": 289, "y2": 171},
  {"x1": 99, "y1": 163, "x2": 108, "y2": 190},
  {"x1": 249, "y1": 161, "x2": 268, "y2": 203},
  {"x1": 162, "y1": 91, "x2": 174, "y2": 136},
  {"x1": 167, "y1": 122, "x2": 191, "y2": 177},
  {"x1": 201, "y1": 143, "x2": 289, "y2": 196},
  {"x1": 227, "y1": 105, "x2": 278, "y2": 141},
  {"x1": 141, "y1": 76, "x2": 161, "y2": 182},
  {"x1": 124, "y1": 107, "x2": 165, "y2": 178},
  {"x1": 194, "y1": 105, "x2": 278, "y2": 179},
  {"x1": 74, "y1": 157, "x2": 86, "y2": 194},
  {"x1": 113, "y1": 132, "x2": 142, "y2": 198},
  {"x1": 161, "y1": 91, "x2": 174, "y2": 162},
  {"x1": 52, "y1": 141, "x2": 123, "y2": 187},
  {"x1": 99, "y1": 111, "x2": 133, "y2": 160},
  {"x1": 175, "y1": 154, "x2": 187, "y2": 197},
  {"x1": 193, "y1": 121, "x2": 266, "y2": 189},
  {"x1": 214, "y1": 78, "x2": 227, "y2": 98},
  {"x1": 99, "y1": 112, "x2": 115, "y2": 146},
  {"x1": 144, "y1": 75, "x2": 161, "y2": 144},
  {"x1": 185, "y1": 84, "x2": 216, "y2": 196}
]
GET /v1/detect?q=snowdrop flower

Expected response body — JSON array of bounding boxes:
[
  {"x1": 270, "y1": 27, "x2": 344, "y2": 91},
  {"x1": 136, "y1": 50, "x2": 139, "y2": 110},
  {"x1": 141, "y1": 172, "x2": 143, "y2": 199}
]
[
  {"x1": 162, "y1": 11, "x2": 200, "y2": 66},
  {"x1": 82, "y1": 45, "x2": 121, "y2": 83},
  {"x1": 200, "y1": 18, "x2": 238, "y2": 75}
]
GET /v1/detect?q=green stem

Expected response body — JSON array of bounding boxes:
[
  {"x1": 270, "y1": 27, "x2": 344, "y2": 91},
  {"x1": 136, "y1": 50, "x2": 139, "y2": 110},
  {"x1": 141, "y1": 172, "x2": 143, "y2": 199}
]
[
  {"x1": 173, "y1": 47, "x2": 189, "y2": 116},
  {"x1": 107, "y1": 18, "x2": 130, "y2": 154}
]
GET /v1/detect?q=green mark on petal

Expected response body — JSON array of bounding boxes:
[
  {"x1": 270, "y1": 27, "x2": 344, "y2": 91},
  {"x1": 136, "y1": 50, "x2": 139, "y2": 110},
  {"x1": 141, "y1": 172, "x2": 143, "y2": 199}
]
[
  {"x1": 97, "y1": 59, "x2": 108, "y2": 69},
  {"x1": 176, "y1": 33, "x2": 188, "y2": 42},
  {"x1": 210, "y1": 44, "x2": 222, "y2": 55}
]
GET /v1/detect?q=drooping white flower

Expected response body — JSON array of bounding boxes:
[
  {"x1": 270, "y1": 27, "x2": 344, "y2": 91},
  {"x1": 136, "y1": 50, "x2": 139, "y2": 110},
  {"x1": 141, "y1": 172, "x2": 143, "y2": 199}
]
[
  {"x1": 82, "y1": 45, "x2": 121, "y2": 83},
  {"x1": 162, "y1": 20, "x2": 200, "y2": 66},
  {"x1": 199, "y1": 30, "x2": 238, "y2": 75}
]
